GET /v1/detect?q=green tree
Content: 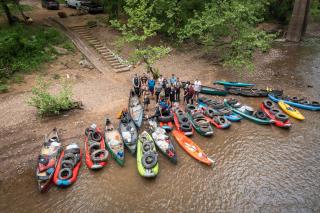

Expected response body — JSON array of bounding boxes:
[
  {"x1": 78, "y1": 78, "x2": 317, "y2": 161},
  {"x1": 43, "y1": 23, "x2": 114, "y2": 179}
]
[
  {"x1": 111, "y1": 0, "x2": 170, "y2": 78},
  {"x1": 179, "y1": 0, "x2": 275, "y2": 71},
  {"x1": 1, "y1": 0, "x2": 14, "y2": 24}
]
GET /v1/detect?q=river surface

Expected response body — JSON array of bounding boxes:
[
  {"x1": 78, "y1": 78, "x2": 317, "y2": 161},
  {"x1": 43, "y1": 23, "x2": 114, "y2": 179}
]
[{"x1": 1, "y1": 40, "x2": 320, "y2": 213}]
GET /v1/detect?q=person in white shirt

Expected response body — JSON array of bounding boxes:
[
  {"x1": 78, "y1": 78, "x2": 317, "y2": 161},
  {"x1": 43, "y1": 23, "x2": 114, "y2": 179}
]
[
  {"x1": 194, "y1": 79, "x2": 202, "y2": 100},
  {"x1": 158, "y1": 75, "x2": 164, "y2": 86}
]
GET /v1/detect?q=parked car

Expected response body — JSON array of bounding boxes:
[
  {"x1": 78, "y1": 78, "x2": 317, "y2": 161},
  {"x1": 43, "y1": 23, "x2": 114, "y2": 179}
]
[
  {"x1": 42, "y1": 0, "x2": 60, "y2": 10},
  {"x1": 80, "y1": 2, "x2": 103, "y2": 14},
  {"x1": 65, "y1": 0, "x2": 89, "y2": 9}
]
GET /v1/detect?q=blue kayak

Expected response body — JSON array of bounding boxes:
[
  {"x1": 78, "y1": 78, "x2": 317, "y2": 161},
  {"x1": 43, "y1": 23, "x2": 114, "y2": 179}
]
[
  {"x1": 214, "y1": 80, "x2": 255, "y2": 87},
  {"x1": 268, "y1": 94, "x2": 320, "y2": 111}
]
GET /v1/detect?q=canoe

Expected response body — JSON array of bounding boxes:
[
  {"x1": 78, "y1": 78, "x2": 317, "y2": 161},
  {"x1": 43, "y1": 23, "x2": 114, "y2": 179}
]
[
  {"x1": 198, "y1": 97, "x2": 242, "y2": 122},
  {"x1": 36, "y1": 128, "x2": 62, "y2": 192},
  {"x1": 224, "y1": 99, "x2": 273, "y2": 125},
  {"x1": 84, "y1": 125, "x2": 108, "y2": 170},
  {"x1": 202, "y1": 107, "x2": 231, "y2": 129},
  {"x1": 200, "y1": 85, "x2": 228, "y2": 96},
  {"x1": 278, "y1": 101, "x2": 305, "y2": 120},
  {"x1": 214, "y1": 80, "x2": 255, "y2": 87},
  {"x1": 268, "y1": 93, "x2": 320, "y2": 111},
  {"x1": 149, "y1": 120, "x2": 177, "y2": 164},
  {"x1": 119, "y1": 111, "x2": 138, "y2": 155},
  {"x1": 173, "y1": 107, "x2": 194, "y2": 136},
  {"x1": 137, "y1": 131, "x2": 159, "y2": 178},
  {"x1": 172, "y1": 130, "x2": 213, "y2": 166},
  {"x1": 128, "y1": 90, "x2": 144, "y2": 128},
  {"x1": 182, "y1": 81, "x2": 227, "y2": 96},
  {"x1": 226, "y1": 87, "x2": 283, "y2": 97},
  {"x1": 53, "y1": 143, "x2": 82, "y2": 187},
  {"x1": 105, "y1": 118, "x2": 125, "y2": 166},
  {"x1": 260, "y1": 100, "x2": 291, "y2": 128},
  {"x1": 185, "y1": 104, "x2": 214, "y2": 136}
]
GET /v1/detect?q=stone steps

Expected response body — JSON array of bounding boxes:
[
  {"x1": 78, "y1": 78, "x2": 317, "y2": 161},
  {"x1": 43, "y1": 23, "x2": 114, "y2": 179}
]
[{"x1": 69, "y1": 25, "x2": 131, "y2": 73}]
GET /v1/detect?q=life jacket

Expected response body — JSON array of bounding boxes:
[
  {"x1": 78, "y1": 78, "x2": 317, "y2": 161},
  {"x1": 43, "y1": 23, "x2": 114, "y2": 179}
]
[{"x1": 134, "y1": 77, "x2": 140, "y2": 87}]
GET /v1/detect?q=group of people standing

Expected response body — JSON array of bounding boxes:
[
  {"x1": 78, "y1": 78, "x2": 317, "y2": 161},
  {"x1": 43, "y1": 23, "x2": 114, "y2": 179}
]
[{"x1": 132, "y1": 73, "x2": 202, "y2": 111}]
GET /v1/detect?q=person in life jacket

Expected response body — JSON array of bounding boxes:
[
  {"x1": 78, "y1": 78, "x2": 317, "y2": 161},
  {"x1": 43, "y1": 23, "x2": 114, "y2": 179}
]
[
  {"x1": 140, "y1": 73, "x2": 148, "y2": 93},
  {"x1": 159, "y1": 96, "x2": 170, "y2": 116},
  {"x1": 132, "y1": 74, "x2": 141, "y2": 97}
]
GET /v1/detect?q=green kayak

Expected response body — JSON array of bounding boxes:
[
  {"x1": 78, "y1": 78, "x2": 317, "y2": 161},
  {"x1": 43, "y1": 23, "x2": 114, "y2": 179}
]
[
  {"x1": 200, "y1": 86, "x2": 228, "y2": 96},
  {"x1": 224, "y1": 99, "x2": 273, "y2": 125},
  {"x1": 185, "y1": 105, "x2": 214, "y2": 136},
  {"x1": 137, "y1": 131, "x2": 159, "y2": 178},
  {"x1": 182, "y1": 81, "x2": 227, "y2": 96}
]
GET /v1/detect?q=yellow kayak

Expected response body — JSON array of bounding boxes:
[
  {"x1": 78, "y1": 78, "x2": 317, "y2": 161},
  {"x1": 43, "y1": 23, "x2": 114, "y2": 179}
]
[{"x1": 278, "y1": 101, "x2": 305, "y2": 120}]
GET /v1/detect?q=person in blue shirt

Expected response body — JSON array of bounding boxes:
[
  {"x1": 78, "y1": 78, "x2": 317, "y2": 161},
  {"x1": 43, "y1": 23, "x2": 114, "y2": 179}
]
[
  {"x1": 148, "y1": 77, "x2": 155, "y2": 97},
  {"x1": 169, "y1": 74, "x2": 177, "y2": 85}
]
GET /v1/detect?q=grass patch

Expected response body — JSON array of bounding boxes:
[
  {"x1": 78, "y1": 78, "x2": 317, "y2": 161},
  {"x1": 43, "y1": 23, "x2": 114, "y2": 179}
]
[
  {"x1": 11, "y1": 74, "x2": 24, "y2": 84},
  {"x1": 28, "y1": 77, "x2": 80, "y2": 116},
  {"x1": 0, "y1": 83, "x2": 9, "y2": 93},
  {"x1": 62, "y1": 41, "x2": 76, "y2": 52},
  {"x1": 0, "y1": 24, "x2": 72, "y2": 91},
  {"x1": 0, "y1": 3, "x2": 33, "y2": 14}
]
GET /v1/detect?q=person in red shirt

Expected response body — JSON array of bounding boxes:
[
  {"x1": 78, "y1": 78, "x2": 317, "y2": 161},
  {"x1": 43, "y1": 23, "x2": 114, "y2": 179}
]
[{"x1": 186, "y1": 84, "x2": 195, "y2": 104}]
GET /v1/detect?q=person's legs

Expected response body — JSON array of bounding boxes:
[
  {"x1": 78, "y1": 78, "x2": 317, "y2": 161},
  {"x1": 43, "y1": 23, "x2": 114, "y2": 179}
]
[
  {"x1": 156, "y1": 93, "x2": 159, "y2": 103},
  {"x1": 176, "y1": 92, "x2": 180, "y2": 102}
]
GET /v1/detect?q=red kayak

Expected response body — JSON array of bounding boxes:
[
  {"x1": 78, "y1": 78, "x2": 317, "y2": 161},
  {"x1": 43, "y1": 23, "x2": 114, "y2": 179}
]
[
  {"x1": 173, "y1": 108, "x2": 194, "y2": 136},
  {"x1": 84, "y1": 125, "x2": 108, "y2": 170},
  {"x1": 260, "y1": 100, "x2": 291, "y2": 128},
  {"x1": 36, "y1": 128, "x2": 62, "y2": 192},
  {"x1": 200, "y1": 107, "x2": 231, "y2": 129},
  {"x1": 53, "y1": 143, "x2": 82, "y2": 187}
]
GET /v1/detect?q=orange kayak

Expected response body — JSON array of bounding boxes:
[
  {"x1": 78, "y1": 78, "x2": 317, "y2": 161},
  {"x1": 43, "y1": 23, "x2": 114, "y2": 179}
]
[{"x1": 172, "y1": 130, "x2": 213, "y2": 166}]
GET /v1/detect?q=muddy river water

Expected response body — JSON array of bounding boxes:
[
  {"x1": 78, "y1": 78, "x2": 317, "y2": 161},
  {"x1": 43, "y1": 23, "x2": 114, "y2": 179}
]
[{"x1": 1, "y1": 40, "x2": 320, "y2": 212}]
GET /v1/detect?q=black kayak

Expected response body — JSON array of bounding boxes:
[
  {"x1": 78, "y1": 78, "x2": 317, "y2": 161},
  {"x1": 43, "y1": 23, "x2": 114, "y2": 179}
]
[{"x1": 226, "y1": 87, "x2": 283, "y2": 97}]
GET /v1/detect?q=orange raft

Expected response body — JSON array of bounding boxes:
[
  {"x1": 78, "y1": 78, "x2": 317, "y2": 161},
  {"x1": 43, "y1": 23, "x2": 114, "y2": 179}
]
[{"x1": 172, "y1": 130, "x2": 213, "y2": 166}]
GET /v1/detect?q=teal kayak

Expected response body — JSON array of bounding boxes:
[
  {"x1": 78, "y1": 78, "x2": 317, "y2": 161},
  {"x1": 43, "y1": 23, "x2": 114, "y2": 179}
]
[
  {"x1": 224, "y1": 99, "x2": 272, "y2": 125},
  {"x1": 214, "y1": 80, "x2": 255, "y2": 87},
  {"x1": 200, "y1": 86, "x2": 228, "y2": 96}
]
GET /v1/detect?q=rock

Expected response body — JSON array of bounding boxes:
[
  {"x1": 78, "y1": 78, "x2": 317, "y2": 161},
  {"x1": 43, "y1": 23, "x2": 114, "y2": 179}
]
[
  {"x1": 79, "y1": 59, "x2": 94, "y2": 69},
  {"x1": 58, "y1": 12, "x2": 67, "y2": 18},
  {"x1": 53, "y1": 46, "x2": 68, "y2": 55}
]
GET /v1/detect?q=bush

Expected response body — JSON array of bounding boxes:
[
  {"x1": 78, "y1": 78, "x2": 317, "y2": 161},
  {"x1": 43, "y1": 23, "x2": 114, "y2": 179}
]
[{"x1": 28, "y1": 78, "x2": 78, "y2": 116}]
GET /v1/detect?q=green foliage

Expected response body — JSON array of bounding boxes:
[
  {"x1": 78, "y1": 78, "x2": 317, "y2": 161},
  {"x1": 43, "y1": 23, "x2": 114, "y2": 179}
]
[
  {"x1": 311, "y1": 0, "x2": 320, "y2": 19},
  {"x1": 0, "y1": 82, "x2": 9, "y2": 93},
  {"x1": 0, "y1": 24, "x2": 71, "y2": 89},
  {"x1": 179, "y1": 1, "x2": 275, "y2": 71},
  {"x1": 111, "y1": 0, "x2": 170, "y2": 76},
  {"x1": 0, "y1": 2, "x2": 33, "y2": 14},
  {"x1": 62, "y1": 41, "x2": 76, "y2": 52},
  {"x1": 28, "y1": 78, "x2": 76, "y2": 116}
]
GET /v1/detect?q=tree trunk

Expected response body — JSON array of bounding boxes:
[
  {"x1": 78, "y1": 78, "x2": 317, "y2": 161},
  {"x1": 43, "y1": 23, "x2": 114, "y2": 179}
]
[
  {"x1": 286, "y1": 0, "x2": 311, "y2": 42},
  {"x1": 15, "y1": 0, "x2": 27, "y2": 21},
  {"x1": 1, "y1": 0, "x2": 14, "y2": 25}
]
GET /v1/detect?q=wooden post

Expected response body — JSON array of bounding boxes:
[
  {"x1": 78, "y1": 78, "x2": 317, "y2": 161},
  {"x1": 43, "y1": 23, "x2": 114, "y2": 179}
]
[{"x1": 286, "y1": 0, "x2": 312, "y2": 42}]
